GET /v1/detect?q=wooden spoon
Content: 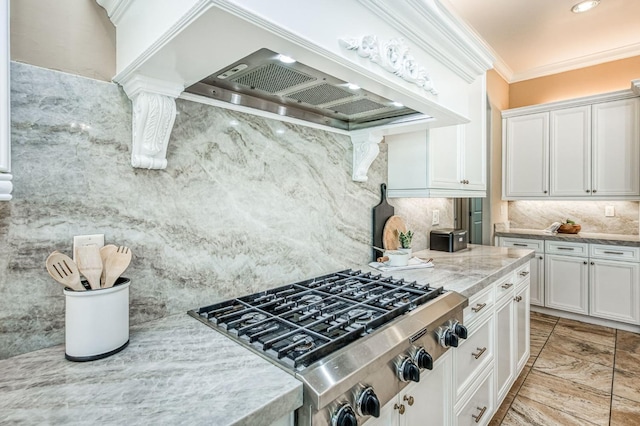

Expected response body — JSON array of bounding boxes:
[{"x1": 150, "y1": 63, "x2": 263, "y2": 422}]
[
  {"x1": 103, "y1": 246, "x2": 132, "y2": 289},
  {"x1": 99, "y1": 244, "x2": 118, "y2": 287},
  {"x1": 45, "y1": 252, "x2": 85, "y2": 291},
  {"x1": 76, "y1": 244, "x2": 103, "y2": 290}
]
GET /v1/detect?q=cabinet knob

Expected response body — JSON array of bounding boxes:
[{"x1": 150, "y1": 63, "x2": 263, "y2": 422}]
[
  {"x1": 539, "y1": 256, "x2": 543, "y2": 260},
  {"x1": 403, "y1": 395, "x2": 415, "y2": 406},
  {"x1": 460, "y1": 180, "x2": 465, "y2": 184},
  {"x1": 583, "y1": 261, "x2": 587, "y2": 264},
  {"x1": 394, "y1": 403, "x2": 405, "y2": 415},
  {"x1": 591, "y1": 261, "x2": 595, "y2": 265},
  {"x1": 543, "y1": 190, "x2": 548, "y2": 194},
  {"x1": 593, "y1": 189, "x2": 597, "y2": 193},
  {"x1": 586, "y1": 189, "x2": 591, "y2": 193}
]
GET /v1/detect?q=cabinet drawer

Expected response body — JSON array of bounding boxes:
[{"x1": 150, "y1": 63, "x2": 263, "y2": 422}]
[
  {"x1": 590, "y1": 244, "x2": 640, "y2": 262},
  {"x1": 515, "y1": 262, "x2": 531, "y2": 285},
  {"x1": 455, "y1": 315, "x2": 494, "y2": 399},
  {"x1": 500, "y1": 238, "x2": 544, "y2": 253},
  {"x1": 495, "y1": 273, "x2": 516, "y2": 302},
  {"x1": 463, "y1": 285, "x2": 494, "y2": 327},
  {"x1": 456, "y1": 368, "x2": 494, "y2": 426},
  {"x1": 545, "y1": 240, "x2": 588, "y2": 257}
]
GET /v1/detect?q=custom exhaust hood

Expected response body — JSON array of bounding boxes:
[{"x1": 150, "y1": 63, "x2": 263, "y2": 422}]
[{"x1": 97, "y1": 0, "x2": 493, "y2": 181}]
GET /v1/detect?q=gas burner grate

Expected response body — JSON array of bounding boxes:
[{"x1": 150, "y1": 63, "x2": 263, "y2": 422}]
[{"x1": 189, "y1": 269, "x2": 444, "y2": 369}]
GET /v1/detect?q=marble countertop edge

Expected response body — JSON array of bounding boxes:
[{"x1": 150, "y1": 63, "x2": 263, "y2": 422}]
[{"x1": 495, "y1": 228, "x2": 640, "y2": 246}]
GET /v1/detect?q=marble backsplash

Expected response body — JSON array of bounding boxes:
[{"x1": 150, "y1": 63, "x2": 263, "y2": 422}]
[
  {"x1": 0, "y1": 62, "x2": 452, "y2": 359},
  {"x1": 508, "y1": 200, "x2": 640, "y2": 234}
]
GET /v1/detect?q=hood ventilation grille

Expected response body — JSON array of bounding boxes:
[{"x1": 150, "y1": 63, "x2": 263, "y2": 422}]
[
  {"x1": 231, "y1": 63, "x2": 315, "y2": 93},
  {"x1": 186, "y1": 48, "x2": 429, "y2": 131},
  {"x1": 286, "y1": 83, "x2": 355, "y2": 106}
]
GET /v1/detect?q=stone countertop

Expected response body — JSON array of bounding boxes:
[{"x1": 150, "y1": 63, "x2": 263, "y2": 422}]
[
  {"x1": 0, "y1": 314, "x2": 302, "y2": 426},
  {"x1": 495, "y1": 227, "x2": 640, "y2": 247},
  {"x1": 367, "y1": 244, "x2": 535, "y2": 299},
  {"x1": 0, "y1": 245, "x2": 533, "y2": 425}
]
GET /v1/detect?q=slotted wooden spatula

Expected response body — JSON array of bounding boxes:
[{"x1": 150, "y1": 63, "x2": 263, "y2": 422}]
[
  {"x1": 76, "y1": 244, "x2": 103, "y2": 290},
  {"x1": 103, "y1": 246, "x2": 132, "y2": 289},
  {"x1": 45, "y1": 252, "x2": 86, "y2": 291},
  {"x1": 99, "y1": 244, "x2": 118, "y2": 287}
]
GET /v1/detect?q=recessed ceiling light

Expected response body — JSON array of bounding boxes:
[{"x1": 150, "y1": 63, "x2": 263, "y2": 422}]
[
  {"x1": 347, "y1": 83, "x2": 360, "y2": 90},
  {"x1": 392, "y1": 101, "x2": 404, "y2": 107},
  {"x1": 571, "y1": 0, "x2": 600, "y2": 13},
  {"x1": 277, "y1": 54, "x2": 296, "y2": 64}
]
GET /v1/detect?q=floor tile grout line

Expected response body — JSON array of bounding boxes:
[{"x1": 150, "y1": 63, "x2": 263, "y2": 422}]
[{"x1": 609, "y1": 329, "x2": 617, "y2": 426}]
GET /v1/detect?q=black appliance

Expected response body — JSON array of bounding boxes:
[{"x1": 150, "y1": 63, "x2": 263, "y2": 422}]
[{"x1": 430, "y1": 229, "x2": 468, "y2": 252}]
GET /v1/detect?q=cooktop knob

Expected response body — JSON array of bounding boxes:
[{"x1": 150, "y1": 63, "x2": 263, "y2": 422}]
[
  {"x1": 357, "y1": 387, "x2": 380, "y2": 418},
  {"x1": 399, "y1": 357, "x2": 421, "y2": 382},
  {"x1": 333, "y1": 403, "x2": 357, "y2": 426},
  {"x1": 415, "y1": 348, "x2": 433, "y2": 370},
  {"x1": 452, "y1": 320, "x2": 468, "y2": 340},
  {"x1": 446, "y1": 329, "x2": 459, "y2": 348}
]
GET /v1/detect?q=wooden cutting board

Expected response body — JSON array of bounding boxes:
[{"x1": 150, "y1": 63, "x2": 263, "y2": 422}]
[
  {"x1": 382, "y1": 215, "x2": 407, "y2": 250},
  {"x1": 372, "y1": 183, "x2": 394, "y2": 260}
]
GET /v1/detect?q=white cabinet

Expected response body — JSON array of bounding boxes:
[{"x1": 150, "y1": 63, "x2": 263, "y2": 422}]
[
  {"x1": 495, "y1": 267, "x2": 530, "y2": 406},
  {"x1": 589, "y1": 245, "x2": 640, "y2": 326},
  {"x1": 549, "y1": 106, "x2": 591, "y2": 196},
  {"x1": 455, "y1": 367, "x2": 494, "y2": 426},
  {"x1": 545, "y1": 254, "x2": 589, "y2": 315},
  {"x1": 387, "y1": 124, "x2": 486, "y2": 198},
  {"x1": 0, "y1": 0, "x2": 11, "y2": 201},
  {"x1": 502, "y1": 92, "x2": 640, "y2": 200},
  {"x1": 503, "y1": 112, "x2": 549, "y2": 198},
  {"x1": 592, "y1": 98, "x2": 640, "y2": 197}
]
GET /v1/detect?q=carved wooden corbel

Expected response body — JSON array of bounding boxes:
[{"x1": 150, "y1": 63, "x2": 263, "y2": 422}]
[
  {"x1": 351, "y1": 131, "x2": 383, "y2": 182},
  {"x1": 121, "y1": 75, "x2": 183, "y2": 169}
]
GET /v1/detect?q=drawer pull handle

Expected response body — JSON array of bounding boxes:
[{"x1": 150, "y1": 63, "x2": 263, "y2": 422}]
[
  {"x1": 472, "y1": 406, "x2": 487, "y2": 423},
  {"x1": 472, "y1": 347, "x2": 487, "y2": 359},
  {"x1": 519, "y1": 271, "x2": 529, "y2": 277},
  {"x1": 603, "y1": 251, "x2": 625, "y2": 255},
  {"x1": 514, "y1": 296, "x2": 522, "y2": 302},
  {"x1": 501, "y1": 283, "x2": 513, "y2": 289},
  {"x1": 471, "y1": 303, "x2": 487, "y2": 313},
  {"x1": 513, "y1": 243, "x2": 528, "y2": 247},
  {"x1": 557, "y1": 247, "x2": 575, "y2": 251},
  {"x1": 394, "y1": 403, "x2": 405, "y2": 415},
  {"x1": 403, "y1": 395, "x2": 414, "y2": 406}
]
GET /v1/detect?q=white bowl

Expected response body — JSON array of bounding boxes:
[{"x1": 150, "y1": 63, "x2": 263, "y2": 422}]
[{"x1": 384, "y1": 250, "x2": 410, "y2": 267}]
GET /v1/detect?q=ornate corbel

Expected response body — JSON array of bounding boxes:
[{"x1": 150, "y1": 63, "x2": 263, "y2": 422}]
[
  {"x1": 121, "y1": 75, "x2": 183, "y2": 169},
  {"x1": 351, "y1": 131, "x2": 383, "y2": 182}
]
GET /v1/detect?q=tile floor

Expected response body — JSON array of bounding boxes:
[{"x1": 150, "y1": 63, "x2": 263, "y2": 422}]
[{"x1": 490, "y1": 312, "x2": 640, "y2": 425}]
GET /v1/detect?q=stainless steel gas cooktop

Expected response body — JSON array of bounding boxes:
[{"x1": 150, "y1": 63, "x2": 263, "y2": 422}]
[{"x1": 189, "y1": 269, "x2": 468, "y2": 426}]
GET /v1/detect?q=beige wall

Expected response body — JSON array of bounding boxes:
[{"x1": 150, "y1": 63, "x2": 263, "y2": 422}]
[
  {"x1": 10, "y1": 0, "x2": 115, "y2": 81},
  {"x1": 509, "y1": 56, "x2": 640, "y2": 109},
  {"x1": 486, "y1": 70, "x2": 510, "y2": 242}
]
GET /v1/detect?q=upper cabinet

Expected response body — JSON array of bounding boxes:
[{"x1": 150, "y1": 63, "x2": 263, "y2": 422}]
[
  {"x1": 0, "y1": 0, "x2": 11, "y2": 201},
  {"x1": 502, "y1": 90, "x2": 640, "y2": 200},
  {"x1": 387, "y1": 75, "x2": 487, "y2": 198}
]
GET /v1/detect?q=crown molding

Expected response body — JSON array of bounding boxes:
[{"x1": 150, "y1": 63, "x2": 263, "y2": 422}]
[
  {"x1": 95, "y1": 0, "x2": 132, "y2": 25},
  {"x1": 358, "y1": 0, "x2": 493, "y2": 83}
]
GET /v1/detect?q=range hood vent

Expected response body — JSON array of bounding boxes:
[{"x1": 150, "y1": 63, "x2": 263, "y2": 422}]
[{"x1": 185, "y1": 48, "x2": 427, "y2": 131}]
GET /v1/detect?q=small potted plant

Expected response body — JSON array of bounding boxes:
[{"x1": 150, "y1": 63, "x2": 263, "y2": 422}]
[{"x1": 398, "y1": 230, "x2": 414, "y2": 256}]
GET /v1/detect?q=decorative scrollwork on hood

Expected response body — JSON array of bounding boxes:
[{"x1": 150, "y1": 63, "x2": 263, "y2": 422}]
[{"x1": 339, "y1": 35, "x2": 438, "y2": 96}]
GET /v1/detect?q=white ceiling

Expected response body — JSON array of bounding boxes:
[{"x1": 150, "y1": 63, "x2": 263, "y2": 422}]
[{"x1": 441, "y1": 0, "x2": 640, "y2": 82}]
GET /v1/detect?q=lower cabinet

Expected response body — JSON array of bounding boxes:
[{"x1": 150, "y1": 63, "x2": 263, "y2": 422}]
[
  {"x1": 529, "y1": 253, "x2": 544, "y2": 306},
  {"x1": 590, "y1": 259, "x2": 640, "y2": 324},
  {"x1": 545, "y1": 254, "x2": 589, "y2": 314},
  {"x1": 455, "y1": 367, "x2": 494, "y2": 426}
]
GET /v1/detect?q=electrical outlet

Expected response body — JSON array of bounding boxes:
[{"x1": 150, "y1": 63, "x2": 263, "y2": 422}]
[
  {"x1": 605, "y1": 206, "x2": 615, "y2": 217},
  {"x1": 432, "y1": 210, "x2": 440, "y2": 226},
  {"x1": 73, "y1": 234, "x2": 104, "y2": 262}
]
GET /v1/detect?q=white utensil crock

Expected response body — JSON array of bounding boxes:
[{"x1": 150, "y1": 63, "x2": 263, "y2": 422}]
[{"x1": 64, "y1": 278, "x2": 130, "y2": 361}]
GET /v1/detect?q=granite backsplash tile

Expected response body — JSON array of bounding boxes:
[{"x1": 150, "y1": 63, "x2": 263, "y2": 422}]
[
  {"x1": 0, "y1": 62, "x2": 451, "y2": 358},
  {"x1": 508, "y1": 200, "x2": 639, "y2": 235}
]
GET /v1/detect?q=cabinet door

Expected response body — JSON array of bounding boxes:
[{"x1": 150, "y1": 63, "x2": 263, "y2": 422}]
[
  {"x1": 495, "y1": 296, "x2": 514, "y2": 404},
  {"x1": 549, "y1": 106, "x2": 591, "y2": 196},
  {"x1": 429, "y1": 125, "x2": 463, "y2": 190},
  {"x1": 401, "y1": 351, "x2": 452, "y2": 426},
  {"x1": 514, "y1": 283, "x2": 530, "y2": 373},
  {"x1": 387, "y1": 131, "x2": 429, "y2": 191},
  {"x1": 504, "y1": 112, "x2": 549, "y2": 198},
  {"x1": 592, "y1": 98, "x2": 640, "y2": 197},
  {"x1": 590, "y1": 260, "x2": 640, "y2": 324},
  {"x1": 461, "y1": 77, "x2": 486, "y2": 191},
  {"x1": 545, "y1": 255, "x2": 589, "y2": 314},
  {"x1": 530, "y1": 254, "x2": 544, "y2": 306}
]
